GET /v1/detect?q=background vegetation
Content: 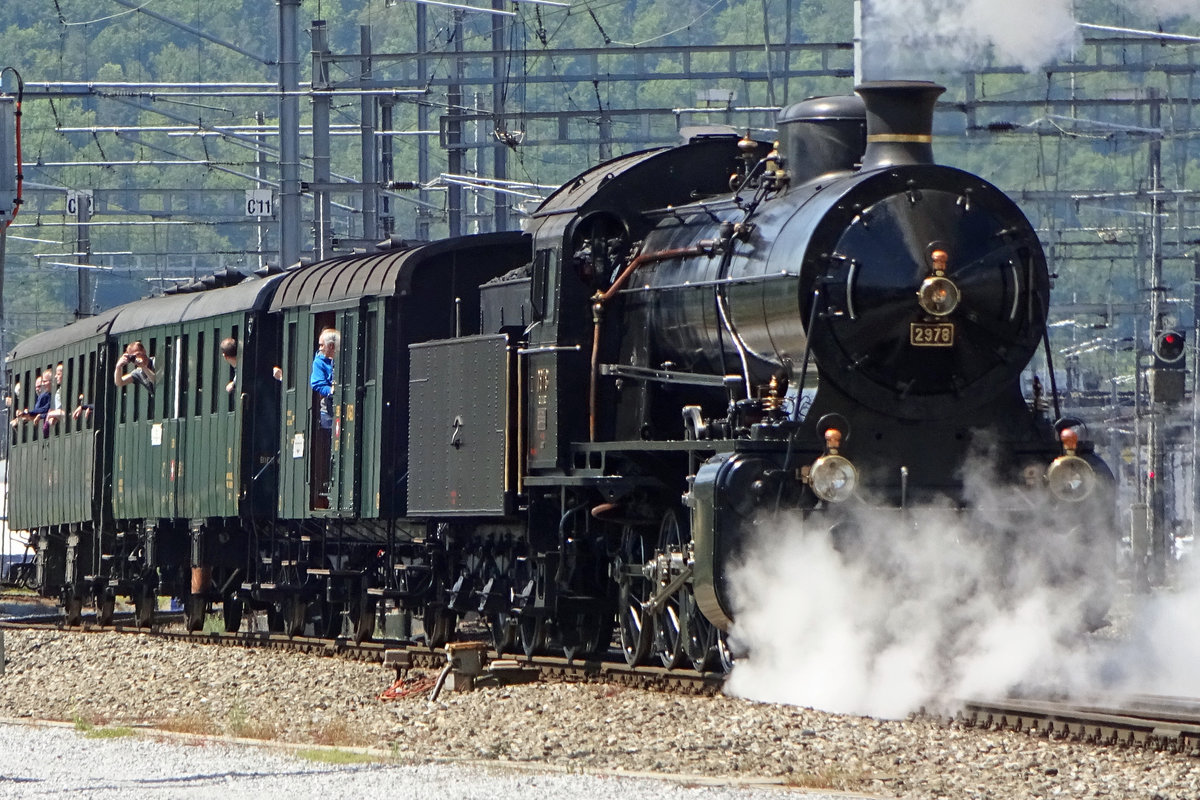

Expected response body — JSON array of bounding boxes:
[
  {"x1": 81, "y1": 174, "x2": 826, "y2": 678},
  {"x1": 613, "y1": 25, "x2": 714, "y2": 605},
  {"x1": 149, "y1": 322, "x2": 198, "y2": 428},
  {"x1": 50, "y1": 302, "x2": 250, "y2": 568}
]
[{"x1": 1, "y1": 0, "x2": 1199, "y2": 398}]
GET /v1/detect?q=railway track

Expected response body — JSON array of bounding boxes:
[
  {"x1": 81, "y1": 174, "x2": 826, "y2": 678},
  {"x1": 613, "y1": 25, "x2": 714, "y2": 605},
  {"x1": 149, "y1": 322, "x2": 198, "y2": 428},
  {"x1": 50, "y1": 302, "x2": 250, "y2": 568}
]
[
  {"x1": 959, "y1": 695, "x2": 1200, "y2": 754},
  {"x1": 8, "y1": 609, "x2": 1200, "y2": 756},
  {"x1": 0, "y1": 611, "x2": 725, "y2": 695}
]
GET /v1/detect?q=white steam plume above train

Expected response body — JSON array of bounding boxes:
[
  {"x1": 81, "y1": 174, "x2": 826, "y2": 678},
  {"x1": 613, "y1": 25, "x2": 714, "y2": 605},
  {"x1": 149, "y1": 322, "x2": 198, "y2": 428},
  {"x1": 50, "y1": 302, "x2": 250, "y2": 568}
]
[
  {"x1": 859, "y1": 0, "x2": 1079, "y2": 77},
  {"x1": 859, "y1": 0, "x2": 1200, "y2": 77},
  {"x1": 720, "y1": 445, "x2": 1197, "y2": 718}
]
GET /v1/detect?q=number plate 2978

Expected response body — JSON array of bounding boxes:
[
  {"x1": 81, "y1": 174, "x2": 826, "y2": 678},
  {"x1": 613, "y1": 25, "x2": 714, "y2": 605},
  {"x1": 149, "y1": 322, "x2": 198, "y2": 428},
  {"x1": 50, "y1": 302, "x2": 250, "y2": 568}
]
[{"x1": 910, "y1": 322, "x2": 954, "y2": 347}]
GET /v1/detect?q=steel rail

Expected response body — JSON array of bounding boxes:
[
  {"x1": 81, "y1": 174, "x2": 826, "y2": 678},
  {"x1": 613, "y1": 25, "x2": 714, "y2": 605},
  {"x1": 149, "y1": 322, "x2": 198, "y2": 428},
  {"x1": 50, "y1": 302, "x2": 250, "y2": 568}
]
[
  {"x1": 0, "y1": 612, "x2": 722, "y2": 695},
  {"x1": 958, "y1": 696, "x2": 1200, "y2": 754}
]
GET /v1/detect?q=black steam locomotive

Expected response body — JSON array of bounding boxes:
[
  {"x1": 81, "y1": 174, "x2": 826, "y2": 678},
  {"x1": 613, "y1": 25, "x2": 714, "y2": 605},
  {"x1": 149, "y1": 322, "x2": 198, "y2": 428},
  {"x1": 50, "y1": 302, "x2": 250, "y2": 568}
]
[{"x1": 6, "y1": 81, "x2": 1115, "y2": 670}]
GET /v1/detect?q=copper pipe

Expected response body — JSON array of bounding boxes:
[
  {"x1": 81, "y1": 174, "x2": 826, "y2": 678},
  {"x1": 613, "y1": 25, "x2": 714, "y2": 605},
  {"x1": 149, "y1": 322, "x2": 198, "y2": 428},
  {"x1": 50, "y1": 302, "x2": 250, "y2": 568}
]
[{"x1": 589, "y1": 245, "x2": 707, "y2": 441}]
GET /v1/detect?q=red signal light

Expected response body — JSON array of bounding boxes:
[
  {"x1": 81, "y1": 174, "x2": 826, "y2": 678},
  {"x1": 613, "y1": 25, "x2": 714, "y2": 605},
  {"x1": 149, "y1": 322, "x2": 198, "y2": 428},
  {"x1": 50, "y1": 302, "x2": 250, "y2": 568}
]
[{"x1": 1154, "y1": 330, "x2": 1186, "y2": 365}]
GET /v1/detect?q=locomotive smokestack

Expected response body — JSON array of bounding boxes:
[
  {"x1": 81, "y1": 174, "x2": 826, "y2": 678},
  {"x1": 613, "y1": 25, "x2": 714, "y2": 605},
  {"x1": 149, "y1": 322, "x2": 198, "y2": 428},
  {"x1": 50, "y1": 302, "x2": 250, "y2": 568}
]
[{"x1": 855, "y1": 80, "x2": 945, "y2": 171}]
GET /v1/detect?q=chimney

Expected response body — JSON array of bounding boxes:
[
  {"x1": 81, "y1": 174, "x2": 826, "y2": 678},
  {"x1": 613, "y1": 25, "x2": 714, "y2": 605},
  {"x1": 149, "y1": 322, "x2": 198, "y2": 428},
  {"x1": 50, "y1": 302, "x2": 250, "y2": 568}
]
[{"x1": 855, "y1": 80, "x2": 945, "y2": 171}]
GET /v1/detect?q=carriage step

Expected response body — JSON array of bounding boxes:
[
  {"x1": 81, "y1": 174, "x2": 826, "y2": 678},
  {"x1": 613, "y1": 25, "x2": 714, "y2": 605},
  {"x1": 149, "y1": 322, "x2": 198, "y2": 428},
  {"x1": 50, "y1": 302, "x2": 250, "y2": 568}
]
[{"x1": 366, "y1": 587, "x2": 409, "y2": 598}]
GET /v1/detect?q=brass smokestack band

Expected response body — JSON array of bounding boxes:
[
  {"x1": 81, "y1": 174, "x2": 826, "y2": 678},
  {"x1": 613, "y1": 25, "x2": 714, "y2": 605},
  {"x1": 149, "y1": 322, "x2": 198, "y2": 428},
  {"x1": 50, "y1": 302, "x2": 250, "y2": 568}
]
[{"x1": 866, "y1": 134, "x2": 933, "y2": 143}]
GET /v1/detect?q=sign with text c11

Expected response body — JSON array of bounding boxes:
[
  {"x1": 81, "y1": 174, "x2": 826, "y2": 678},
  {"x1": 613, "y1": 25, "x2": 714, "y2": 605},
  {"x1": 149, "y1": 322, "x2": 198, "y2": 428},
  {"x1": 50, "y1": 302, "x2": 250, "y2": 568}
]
[{"x1": 245, "y1": 188, "x2": 274, "y2": 217}]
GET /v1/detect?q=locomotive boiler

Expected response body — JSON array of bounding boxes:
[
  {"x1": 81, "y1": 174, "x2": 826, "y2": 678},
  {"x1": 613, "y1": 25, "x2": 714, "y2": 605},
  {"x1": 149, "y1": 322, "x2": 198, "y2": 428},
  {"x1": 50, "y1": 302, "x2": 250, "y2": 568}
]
[{"x1": 5, "y1": 80, "x2": 1116, "y2": 673}]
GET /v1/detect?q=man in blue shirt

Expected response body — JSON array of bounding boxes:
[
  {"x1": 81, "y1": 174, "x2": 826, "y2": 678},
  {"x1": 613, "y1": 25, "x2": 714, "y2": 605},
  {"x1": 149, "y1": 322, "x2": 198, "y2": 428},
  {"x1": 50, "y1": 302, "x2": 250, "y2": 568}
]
[
  {"x1": 309, "y1": 328, "x2": 339, "y2": 509},
  {"x1": 310, "y1": 328, "x2": 338, "y2": 429}
]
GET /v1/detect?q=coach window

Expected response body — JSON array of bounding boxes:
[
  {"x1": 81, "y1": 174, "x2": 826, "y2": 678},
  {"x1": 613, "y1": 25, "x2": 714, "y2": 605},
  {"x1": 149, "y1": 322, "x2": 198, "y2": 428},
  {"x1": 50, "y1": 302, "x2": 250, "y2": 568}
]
[
  {"x1": 19, "y1": 369, "x2": 29, "y2": 444},
  {"x1": 226, "y1": 325, "x2": 238, "y2": 413},
  {"x1": 364, "y1": 309, "x2": 377, "y2": 385},
  {"x1": 211, "y1": 328, "x2": 221, "y2": 414},
  {"x1": 65, "y1": 357, "x2": 74, "y2": 431},
  {"x1": 286, "y1": 322, "x2": 298, "y2": 391},
  {"x1": 85, "y1": 352, "x2": 95, "y2": 431},
  {"x1": 195, "y1": 331, "x2": 205, "y2": 417},
  {"x1": 118, "y1": 358, "x2": 128, "y2": 425},
  {"x1": 25, "y1": 369, "x2": 34, "y2": 443},
  {"x1": 152, "y1": 338, "x2": 163, "y2": 421},
  {"x1": 131, "y1": 347, "x2": 141, "y2": 424},
  {"x1": 16, "y1": 370, "x2": 24, "y2": 444},
  {"x1": 159, "y1": 337, "x2": 171, "y2": 421},
  {"x1": 175, "y1": 335, "x2": 188, "y2": 419},
  {"x1": 25, "y1": 369, "x2": 35, "y2": 443}
]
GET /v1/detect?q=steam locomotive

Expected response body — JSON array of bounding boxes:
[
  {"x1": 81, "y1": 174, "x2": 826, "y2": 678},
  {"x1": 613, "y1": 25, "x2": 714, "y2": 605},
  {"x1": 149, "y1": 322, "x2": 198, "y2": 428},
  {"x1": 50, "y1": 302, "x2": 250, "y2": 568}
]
[{"x1": 6, "y1": 81, "x2": 1116, "y2": 670}]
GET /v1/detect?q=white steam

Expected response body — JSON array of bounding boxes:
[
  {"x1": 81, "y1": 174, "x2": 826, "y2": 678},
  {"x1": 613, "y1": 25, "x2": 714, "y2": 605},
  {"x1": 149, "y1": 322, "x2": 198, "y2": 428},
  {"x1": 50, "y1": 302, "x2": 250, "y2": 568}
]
[
  {"x1": 723, "y1": 460, "x2": 1126, "y2": 718},
  {"x1": 860, "y1": 1, "x2": 1200, "y2": 77},
  {"x1": 860, "y1": 0, "x2": 1079, "y2": 77}
]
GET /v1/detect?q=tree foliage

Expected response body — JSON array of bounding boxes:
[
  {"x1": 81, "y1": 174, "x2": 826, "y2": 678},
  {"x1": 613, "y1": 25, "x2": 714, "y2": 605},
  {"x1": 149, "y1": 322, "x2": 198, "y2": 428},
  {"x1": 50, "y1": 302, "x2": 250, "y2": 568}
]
[{"x1": 0, "y1": 0, "x2": 1197, "y2": 384}]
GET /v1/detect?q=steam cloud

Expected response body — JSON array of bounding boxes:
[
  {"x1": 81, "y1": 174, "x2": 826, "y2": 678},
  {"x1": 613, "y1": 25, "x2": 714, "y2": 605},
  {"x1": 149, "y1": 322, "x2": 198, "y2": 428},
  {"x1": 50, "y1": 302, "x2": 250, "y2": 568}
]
[
  {"x1": 721, "y1": 456, "x2": 1186, "y2": 718},
  {"x1": 860, "y1": 0, "x2": 1079, "y2": 77},
  {"x1": 859, "y1": 1, "x2": 1200, "y2": 77}
]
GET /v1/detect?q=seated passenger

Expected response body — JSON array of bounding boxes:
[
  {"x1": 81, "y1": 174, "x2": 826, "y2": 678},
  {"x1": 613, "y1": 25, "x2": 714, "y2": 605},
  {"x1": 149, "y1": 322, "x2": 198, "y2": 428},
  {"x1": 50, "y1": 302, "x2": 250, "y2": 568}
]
[
  {"x1": 72, "y1": 394, "x2": 94, "y2": 422},
  {"x1": 11, "y1": 374, "x2": 50, "y2": 428},
  {"x1": 114, "y1": 341, "x2": 156, "y2": 390},
  {"x1": 220, "y1": 337, "x2": 239, "y2": 393},
  {"x1": 221, "y1": 337, "x2": 284, "y2": 391},
  {"x1": 45, "y1": 363, "x2": 66, "y2": 428}
]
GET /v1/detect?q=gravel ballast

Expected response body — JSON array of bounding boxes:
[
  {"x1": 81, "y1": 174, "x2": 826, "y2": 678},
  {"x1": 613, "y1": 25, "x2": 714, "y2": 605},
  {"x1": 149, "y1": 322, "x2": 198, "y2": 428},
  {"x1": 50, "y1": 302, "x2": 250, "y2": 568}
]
[
  {"x1": 2, "y1": 628, "x2": 1200, "y2": 798},
  {"x1": 0, "y1": 722, "x2": 839, "y2": 800}
]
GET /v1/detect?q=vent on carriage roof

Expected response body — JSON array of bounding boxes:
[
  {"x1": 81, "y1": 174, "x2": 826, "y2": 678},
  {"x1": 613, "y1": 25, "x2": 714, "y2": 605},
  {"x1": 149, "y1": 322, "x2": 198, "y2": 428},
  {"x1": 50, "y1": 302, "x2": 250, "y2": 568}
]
[
  {"x1": 376, "y1": 234, "x2": 415, "y2": 252},
  {"x1": 162, "y1": 268, "x2": 248, "y2": 295},
  {"x1": 254, "y1": 262, "x2": 285, "y2": 277}
]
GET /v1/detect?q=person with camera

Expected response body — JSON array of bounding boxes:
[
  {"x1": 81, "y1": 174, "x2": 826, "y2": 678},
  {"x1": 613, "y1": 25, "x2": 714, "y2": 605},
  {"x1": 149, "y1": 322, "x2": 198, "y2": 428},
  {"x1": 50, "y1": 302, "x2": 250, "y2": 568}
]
[{"x1": 113, "y1": 341, "x2": 156, "y2": 390}]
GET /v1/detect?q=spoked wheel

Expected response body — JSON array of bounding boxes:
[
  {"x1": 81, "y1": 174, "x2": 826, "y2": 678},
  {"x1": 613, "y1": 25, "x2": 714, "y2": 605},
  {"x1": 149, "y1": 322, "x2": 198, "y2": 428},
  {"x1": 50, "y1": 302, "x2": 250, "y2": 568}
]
[
  {"x1": 133, "y1": 586, "x2": 155, "y2": 628},
  {"x1": 97, "y1": 592, "x2": 115, "y2": 627},
  {"x1": 518, "y1": 613, "x2": 546, "y2": 658},
  {"x1": 185, "y1": 595, "x2": 207, "y2": 632},
  {"x1": 283, "y1": 595, "x2": 308, "y2": 637},
  {"x1": 63, "y1": 588, "x2": 84, "y2": 627},
  {"x1": 716, "y1": 630, "x2": 736, "y2": 673},
  {"x1": 351, "y1": 594, "x2": 376, "y2": 644},
  {"x1": 489, "y1": 610, "x2": 517, "y2": 654},
  {"x1": 479, "y1": 573, "x2": 518, "y2": 655},
  {"x1": 682, "y1": 589, "x2": 717, "y2": 672},
  {"x1": 223, "y1": 597, "x2": 243, "y2": 633},
  {"x1": 422, "y1": 604, "x2": 455, "y2": 648},
  {"x1": 561, "y1": 609, "x2": 612, "y2": 662},
  {"x1": 315, "y1": 599, "x2": 346, "y2": 638},
  {"x1": 652, "y1": 508, "x2": 687, "y2": 669},
  {"x1": 616, "y1": 525, "x2": 653, "y2": 667}
]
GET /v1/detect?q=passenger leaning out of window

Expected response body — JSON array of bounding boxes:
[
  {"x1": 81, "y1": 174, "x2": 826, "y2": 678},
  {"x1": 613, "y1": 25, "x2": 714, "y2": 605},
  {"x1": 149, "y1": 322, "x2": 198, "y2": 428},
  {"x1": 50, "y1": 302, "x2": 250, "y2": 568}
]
[
  {"x1": 45, "y1": 362, "x2": 67, "y2": 430},
  {"x1": 114, "y1": 341, "x2": 156, "y2": 391},
  {"x1": 11, "y1": 371, "x2": 51, "y2": 429},
  {"x1": 221, "y1": 337, "x2": 284, "y2": 393}
]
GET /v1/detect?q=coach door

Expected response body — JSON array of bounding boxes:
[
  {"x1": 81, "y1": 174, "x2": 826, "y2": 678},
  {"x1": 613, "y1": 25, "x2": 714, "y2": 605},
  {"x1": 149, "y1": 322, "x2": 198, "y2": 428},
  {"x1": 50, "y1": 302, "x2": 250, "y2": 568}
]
[
  {"x1": 279, "y1": 308, "x2": 359, "y2": 517},
  {"x1": 323, "y1": 307, "x2": 359, "y2": 514}
]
